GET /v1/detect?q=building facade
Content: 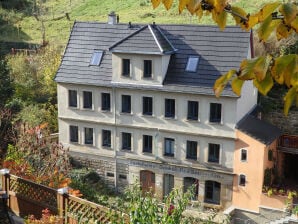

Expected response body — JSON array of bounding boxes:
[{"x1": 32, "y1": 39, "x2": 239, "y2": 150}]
[{"x1": 55, "y1": 14, "x2": 257, "y2": 209}]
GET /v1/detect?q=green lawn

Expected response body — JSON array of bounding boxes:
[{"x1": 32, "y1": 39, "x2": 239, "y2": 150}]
[{"x1": 0, "y1": 0, "x2": 280, "y2": 46}]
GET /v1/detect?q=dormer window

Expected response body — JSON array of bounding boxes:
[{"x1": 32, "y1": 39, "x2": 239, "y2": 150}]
[
  {"x1": 122, "y1": 59, "x2": 130, "y2": 77},
  {"x1": 90, "y1": 50, "x2": 103, "y2": 66},
  {"x1": 185, "y1": 56, "x2": 199, "y2": 72},
  {"x1": 144, "y1": 60, "x2": 152, "y2": 78}
]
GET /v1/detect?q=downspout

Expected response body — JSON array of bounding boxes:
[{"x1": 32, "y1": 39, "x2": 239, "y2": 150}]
[{"x1": 113, "y1": 86, "x2": 118, "y2": 191}]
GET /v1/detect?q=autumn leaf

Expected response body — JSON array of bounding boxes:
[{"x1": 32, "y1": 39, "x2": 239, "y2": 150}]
[
  {"x1": 246, "y1": 14, "x2": 259, "y2": 30},
  {"x1": 196, "y1": 3, "x2": 204, "y2": 20},
  {"x1": 257, "y1": 2, "x2": 281, "y2": 22},
  {"x1": 230, "y1": 6, "x2": 247, "y2": 27},
  {"x1": 186, "y1": 0, "x2": 201, "y2": 15},
  {"x1": 253, "y1": 71, "x2": 274, "y2": 96},
  {"x1": 276, "y1": 22, "x2": 293, "y2": 40},
  {"x1": 179, "y1": 0, "x2": 190, "y2": 13},
  {"x1": 214, "y1": 0, "x2": 228, "y2": 13},
  {"x1": 162, "y1": 0, "x2": 173, "y2": 10},
  {"x1": 279, "y1": 3, "x2": 297, "y2": 26},
  {"x1": 214, "y1": 69, "x2": 236, "y2": 97},
  {"x1": 271, "y1": 54, "x2": 296, "y2": 85},
  {"x1": 257, "y1": 15, "x2": 281, "y2": 41},
  {"x1": 284, "y1": 86, "x2": 298, "y2": 116},
  {"x1": 291, "y1": 16, "x2": 298, "y2": 32},
  {"x1": 151, "y1": 0, "x2": 161, "y2": 9},
  {"x1": 231, "y1": 77, "x2": 244, "y2": 96},
  {"x1": 212, "y1": 10, "x2": 227, "y2": 30}
]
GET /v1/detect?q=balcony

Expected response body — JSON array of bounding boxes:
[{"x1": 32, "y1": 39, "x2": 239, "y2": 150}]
[{"x1": 278, "y1": 135, "x2": 298, "y2": 154}]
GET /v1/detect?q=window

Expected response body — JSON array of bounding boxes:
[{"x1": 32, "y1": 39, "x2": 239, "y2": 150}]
[
  {"x1": 102, "y1": 130, "x2": 111, "y2": 147},
  {"x1": 90, "y1": 50, "x2": 103, "y2": 65},
  {"x1": 143, "y1": 97, "x2": 153, "y2": 115},
  {"x1": 84, "y1": 127, "x2": 93, "y2": 145},
  {"x1": 164, "y1": 138, "x2": 174, "y2": 157},
  {"x1": 241, "y1": 149, "x2": 247, "y2": 162},
  {"x1": 106, "y1": 172, "x2": 114, "y2": 177},
  {"x1": 165, "y1": 99, "x2": 175, "y2": 118},
  {"x1": 122, "y1": 132, "x2": 131, "y2": 150},
  {"x1": 143, "y1": 135, "x2": 153, "y2": 153},
  {"x1": 121, "y1": 95, "x2": 131, "y2": 113},
  {"x1": 144, "y1": 60, "x2": 152, "y2": 78},
  {"x1": 208, "y1": 143, "x2": 220, "y2": 163},
  {"x1": 186, "y1": 141, "x2": 197, "y2": 160},
  {"x1": 69, "y1": 125, "x2": 78, "y2": 143},
  {"x1": 205, "y1": 181, "x2": 221, "y2": 204},
  {"x1": 184, "y1": 177, "x2": 199, "y2": 200},
  {"x1": 119, "y1": 174, "x2": 127, "y2": 180},
  {"x1": 164, "y1": 174, "x2": 174, "y2": 197},
  {"x1": 101, "y1": 93, "x2": 111, "y2": 111},
  {"x1": 187, "y1": 101, "x2": 199, "y2": 120},
  {"x1": 268, "y1": 149, "x2": 273, "y2": 161},
  {"x1": 185, "y1": 56, "x2": 199, "y2": 72},
  {"x1": 239, "y1": 174, "x2": 246, "y2": 186},
  {"x1": 209, "y1": 103, "x2": 222, "y2": 123},
  {"x1": 83, "y1": 91, "x2": 93, "y2": 109},
  {"x1": 122, "y1": 59, "x2": 130, "y2": 76},
  {"x1": 68, "y1": 90, "x2": 77, "y2": 107}
]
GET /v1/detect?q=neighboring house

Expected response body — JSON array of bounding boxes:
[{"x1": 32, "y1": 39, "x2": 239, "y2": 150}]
[{"x1": 55, "y1": 13, "x2": 257, "y2": 210}]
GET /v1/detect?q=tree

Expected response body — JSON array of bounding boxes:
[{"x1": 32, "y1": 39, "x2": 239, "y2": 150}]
[
  {"x1": 151, "y1": 0, "x2": 298, "y2": 115},
  {"x1": 0, "y1": 57, "x2": 14, "y2": 108}
]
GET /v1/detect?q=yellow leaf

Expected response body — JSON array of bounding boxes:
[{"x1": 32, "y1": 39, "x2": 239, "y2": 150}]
[
  {"x1": 291, "y1": 72, "x2": 298, "y2": 87},
  {"x1": 151, "y1": 0, "x2": 161, "y2": 9},
  {"x1": 276, "y1": 22, "x2": 293, "y2": 40},
  {"x1": 238, "y1": 59, "x2": 255, "y2": 80},
  {"x1": 257, "y1": 16, "x2": 281, "y2": 41},
  {"x1": 271, "y1": 54, "x2": 296, "y2": 85},
  {"x1": 213, "y1": 69, "x2": 236, "y2": 97},
  {"x1": 290, "y1": 15, "x2": 298, "y2": 33},
  {"x1": 246, "y1": 14, "x2": 259, "y2": 30},
  {"x1": 253, "y1": 71, "x2": 274, "y2": 96},
  {"x1": 162, "y1": 0, "x2": 173, "y2": 10},
  {"x1": 196, "y1": 4, "x2": 204, "y2": 20},
  {"x1": 284, "y1": 87, "x2": 297, "y2": 116},
  {"x1": 257, "y1": 2, "x2": 281, "y2": 22},
  {"x1": 230, "y1": 6, "x2": 247, "y2": 26},
  {"x1": 212, "y1": 10, "x2": 227, "y2": 30},
  {"x1": 284, "y1": 55, "x2": 297, "y2": 88},
  {"x1": 279, "y1": 3, "x2": 297, "y2": 26},
  {"x1": 179, "y1": 0, "x2": 190, "y2": 14},
  {"x1": 214, "y1": 0, "x2": 227, "y2": 13},
  {"x1": 186, "y1": 0, "x2": 201, "y2": 15},
  {"x1": 231, "y1": 77, "x2": 244, "y2": 96}
]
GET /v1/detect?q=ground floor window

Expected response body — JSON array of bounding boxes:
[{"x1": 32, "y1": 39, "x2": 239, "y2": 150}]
[
  {"x1": 184, "y1": 177, "x2": 199, "y2": 200},
  {"x1": 163, "y1": 174, "x2": 174, "y2": 197},
  {"x1": 204, "y1": 180, "x2": 221, "y2": 204}
]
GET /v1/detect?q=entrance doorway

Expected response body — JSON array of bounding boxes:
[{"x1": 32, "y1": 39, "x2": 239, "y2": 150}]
[{"x1": 140, "y1": 170, "x2": 155, "y2": 194}]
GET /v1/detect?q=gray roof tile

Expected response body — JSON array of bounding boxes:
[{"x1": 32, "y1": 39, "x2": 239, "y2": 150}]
[{"x1": 55, "y1": 22, "x2": 251, "y2": 96}]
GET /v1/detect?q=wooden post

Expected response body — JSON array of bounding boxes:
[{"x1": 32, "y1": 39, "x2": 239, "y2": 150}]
[{"x1": 57, "y1": 187, "x2": 68, "y2": 221}]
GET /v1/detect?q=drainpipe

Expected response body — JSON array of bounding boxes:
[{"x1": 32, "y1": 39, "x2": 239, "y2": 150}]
[{"x1": 113, "y1": 86, "x2": 118, "y2": 191}]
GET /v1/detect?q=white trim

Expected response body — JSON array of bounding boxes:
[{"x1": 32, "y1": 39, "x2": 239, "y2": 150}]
[{"x1": 148, "y1": 25, "x2": 163, "y2": 53}]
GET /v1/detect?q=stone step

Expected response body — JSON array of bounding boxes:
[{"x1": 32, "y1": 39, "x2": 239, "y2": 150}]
[{"x1": 269, "y1": 214, "x2": 298, "y2": 224}]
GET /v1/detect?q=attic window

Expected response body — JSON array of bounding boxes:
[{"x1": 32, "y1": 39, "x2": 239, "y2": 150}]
[
  {"x1": 90, "y1": 50, "x2": 103, "y2": 65},
  {"x1": 185, "y1": 56, "x2": 199, "y2": 72}
]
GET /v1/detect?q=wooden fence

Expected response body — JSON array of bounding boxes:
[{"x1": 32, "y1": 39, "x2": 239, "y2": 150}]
[{"x1": 1, "y1": 172, "x2": 129, "y2": 223}]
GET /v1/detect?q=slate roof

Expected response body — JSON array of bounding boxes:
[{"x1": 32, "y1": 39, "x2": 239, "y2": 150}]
[
  {"x1": 109, "y1": 24, "x2": 176, "y2": 54},
  {"x1": 55, "y1": 22, "x2": 251, "y2": 97},
  {"x1": 236, "y1": 114, "x2": 282, "y2": 145}
]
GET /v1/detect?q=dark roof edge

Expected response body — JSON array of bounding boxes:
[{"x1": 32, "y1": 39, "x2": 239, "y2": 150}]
[
  {"x1": 110, "y1": 50, "x2": 174, "y2": 55},
  {"x1": 155, "y1": 25, "x2": 178, "y2": 52}
]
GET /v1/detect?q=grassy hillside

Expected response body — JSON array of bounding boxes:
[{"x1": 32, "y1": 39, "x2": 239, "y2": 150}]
[{"x1": 0, "y1": 0, "x2": 279, "y2": 46}]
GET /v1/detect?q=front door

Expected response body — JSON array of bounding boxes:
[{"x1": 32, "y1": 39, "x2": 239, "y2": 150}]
[{"x1": 140, "y1": 170, "x2": 155, "y2": 194}]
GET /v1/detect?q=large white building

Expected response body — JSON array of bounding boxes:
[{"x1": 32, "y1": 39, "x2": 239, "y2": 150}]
[{"x1": 55, "y1": 13, "x2": 257, "y2": 209}]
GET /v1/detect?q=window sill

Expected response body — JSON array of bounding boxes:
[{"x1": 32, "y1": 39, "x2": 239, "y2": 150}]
[
  {"x1": 208, "y1": 121, "x2": 223, "y2": 125},
  {"x1": 164, "y1": 116, "x2": 177, "y2": 120},
  {"x1": 186, "y1": 158, "x2": 198, "y2": 162},
  {"x1": 142, "y1": 114, "x2": 154, "y2": 118},
  {"x1": 164, "y1": 154, "x2": 175, "y2": 158},
  {"x1": 121, "y1": 149, "x2": 132, "y2": 152},
  {"x1": 186, "y1": 118, "x2": 200, "y2": 123},
  {"x1": 142, "y1": 152, "x2": 153, "y2": 156},
  {"x1": 101, "y1": 109, "x2": 112, "y2": 113},
  {"x1": 102, "y1": 146, "x2": 112, "y2": 150},
  {"x1": 142, "y1": 76, "x2": 153, "y2": 80},
  {"x1": 120, "y1": 112, "x2": 133, "y2": 116},
  {"x1": 82, "y1": 108, "x2": 94, "y2": 111}
]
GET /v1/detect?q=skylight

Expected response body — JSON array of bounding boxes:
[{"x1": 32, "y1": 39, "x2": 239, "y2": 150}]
[
  {"x1": 90, "y1": 51, "x2": 103, "y2": 66},
  {"x1": 185, "y1": 56, "x2": 199, "y2": 72}
]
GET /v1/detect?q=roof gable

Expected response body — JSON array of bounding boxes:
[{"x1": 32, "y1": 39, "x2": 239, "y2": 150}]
[{"x1": 109, "y1": 24, "x2": 176, "y2": 55}]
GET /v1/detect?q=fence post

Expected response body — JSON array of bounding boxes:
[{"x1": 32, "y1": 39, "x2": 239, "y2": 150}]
[
  {"x1": 0, "y1": 169, "x2": 10, "y2": 191},
  {"x1": 57, "y1": 187, "x2": 68, "y2": 222}
]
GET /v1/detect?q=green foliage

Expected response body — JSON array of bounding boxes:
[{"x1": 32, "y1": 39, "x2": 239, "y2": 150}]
[
  {"x1": 0, "y1": 58, "x2": 14, "y2": 108},
  {"x1": 264, "y1": 168, "x2": 272, "y2": 187}
]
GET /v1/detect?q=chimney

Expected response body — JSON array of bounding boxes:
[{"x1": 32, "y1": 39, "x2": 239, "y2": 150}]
[{"x1": 108, "y1": 11, "x2": 117, "y2": 25}]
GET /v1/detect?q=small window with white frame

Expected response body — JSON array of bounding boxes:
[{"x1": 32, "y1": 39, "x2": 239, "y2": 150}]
[
  {"x1": 240, "y1": 148, "x2": 247, "y2": 162},
  {"x1": 185, "y1": 56, "x2": 199, "y2": 72},
  {"x1": 239, "y1": 174, "x2": 246, "y2": 186}
]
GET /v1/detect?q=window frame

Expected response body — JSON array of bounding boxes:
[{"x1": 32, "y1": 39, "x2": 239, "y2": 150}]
[
  {"x1": 121, "y1": 95, "x2": 131, "y2": 113},
  {"x1": 68, "y1": 90, "x2": 78, "y2": 108},
  {"x1": 143, "y1": 135, "x2": 153, "y2": 153},
  {"x1": 165, "y1": 98, "x2": 175, "y2": 118},
  {"x1": 90, "y1": 50, "x2": 103, "y2": 66},
  {"x1": 239, "y1": 174, "x2": 246, "y2": 186},
  {"x1": 185, "y1": 56, "x2": 199, "y2": 72},
  {"x1": 164, "y1": 138, "x2": 175, "y2": 157},
  {"x1": 208, "y1": 143, "x2": 220, "y2": 163},
  {"x1": 122, "y1": 132, "x2": 132, "y2": 151},
  {"x1": 101, "y1": 92, "x2": 111, "y2": 111},
  {"x1": 122, "y1": 59, "x2": 130, "y2": 77},
  {"x1": 102, "y1": 129, "x2": 111, "y2": 148},
  {"x1": 69, "y1": 125, "x2": 78, "y2": 143},
  {"x1": 204, "y1": 180, "x2": 221, "y2": 205},
  {"x1": 240, "y1": 148, "x2": 247, "y2": 162},
  {"x1": 142, "y1": 96, "x2": 153, "y2": 116},
  {"x1": 186, "y1": 140, "x2": 198, "y2": 160},
  {"x1": 187, "y1": 101, "x2": 199, "y2": 120},
  {"x1": 84, "y1": 127, "x2": 94, "y2": 145},
  {"x1": 83, "y1": 91, "x2": 93, "y2": 109},
  {"x1": 209, "y1": 103, "x2": 222, "y2": 123},
  {"x1": 143, "y1": 60, "x2": 152, "y2": 78}
]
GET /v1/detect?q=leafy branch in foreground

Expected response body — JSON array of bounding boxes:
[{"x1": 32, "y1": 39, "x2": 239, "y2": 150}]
[{"x1": 152, "y1": 0, "x2": 298, "y2": 115}]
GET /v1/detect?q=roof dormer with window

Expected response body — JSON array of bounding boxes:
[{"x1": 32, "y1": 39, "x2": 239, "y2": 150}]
[{"x1": 109, "y1": 24, "x2": 176, "y2": 86}]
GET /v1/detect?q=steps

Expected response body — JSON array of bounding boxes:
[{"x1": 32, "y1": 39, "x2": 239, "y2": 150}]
[{"x1": 269, "y1": 214, "x2": 298, "y2": 224}]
